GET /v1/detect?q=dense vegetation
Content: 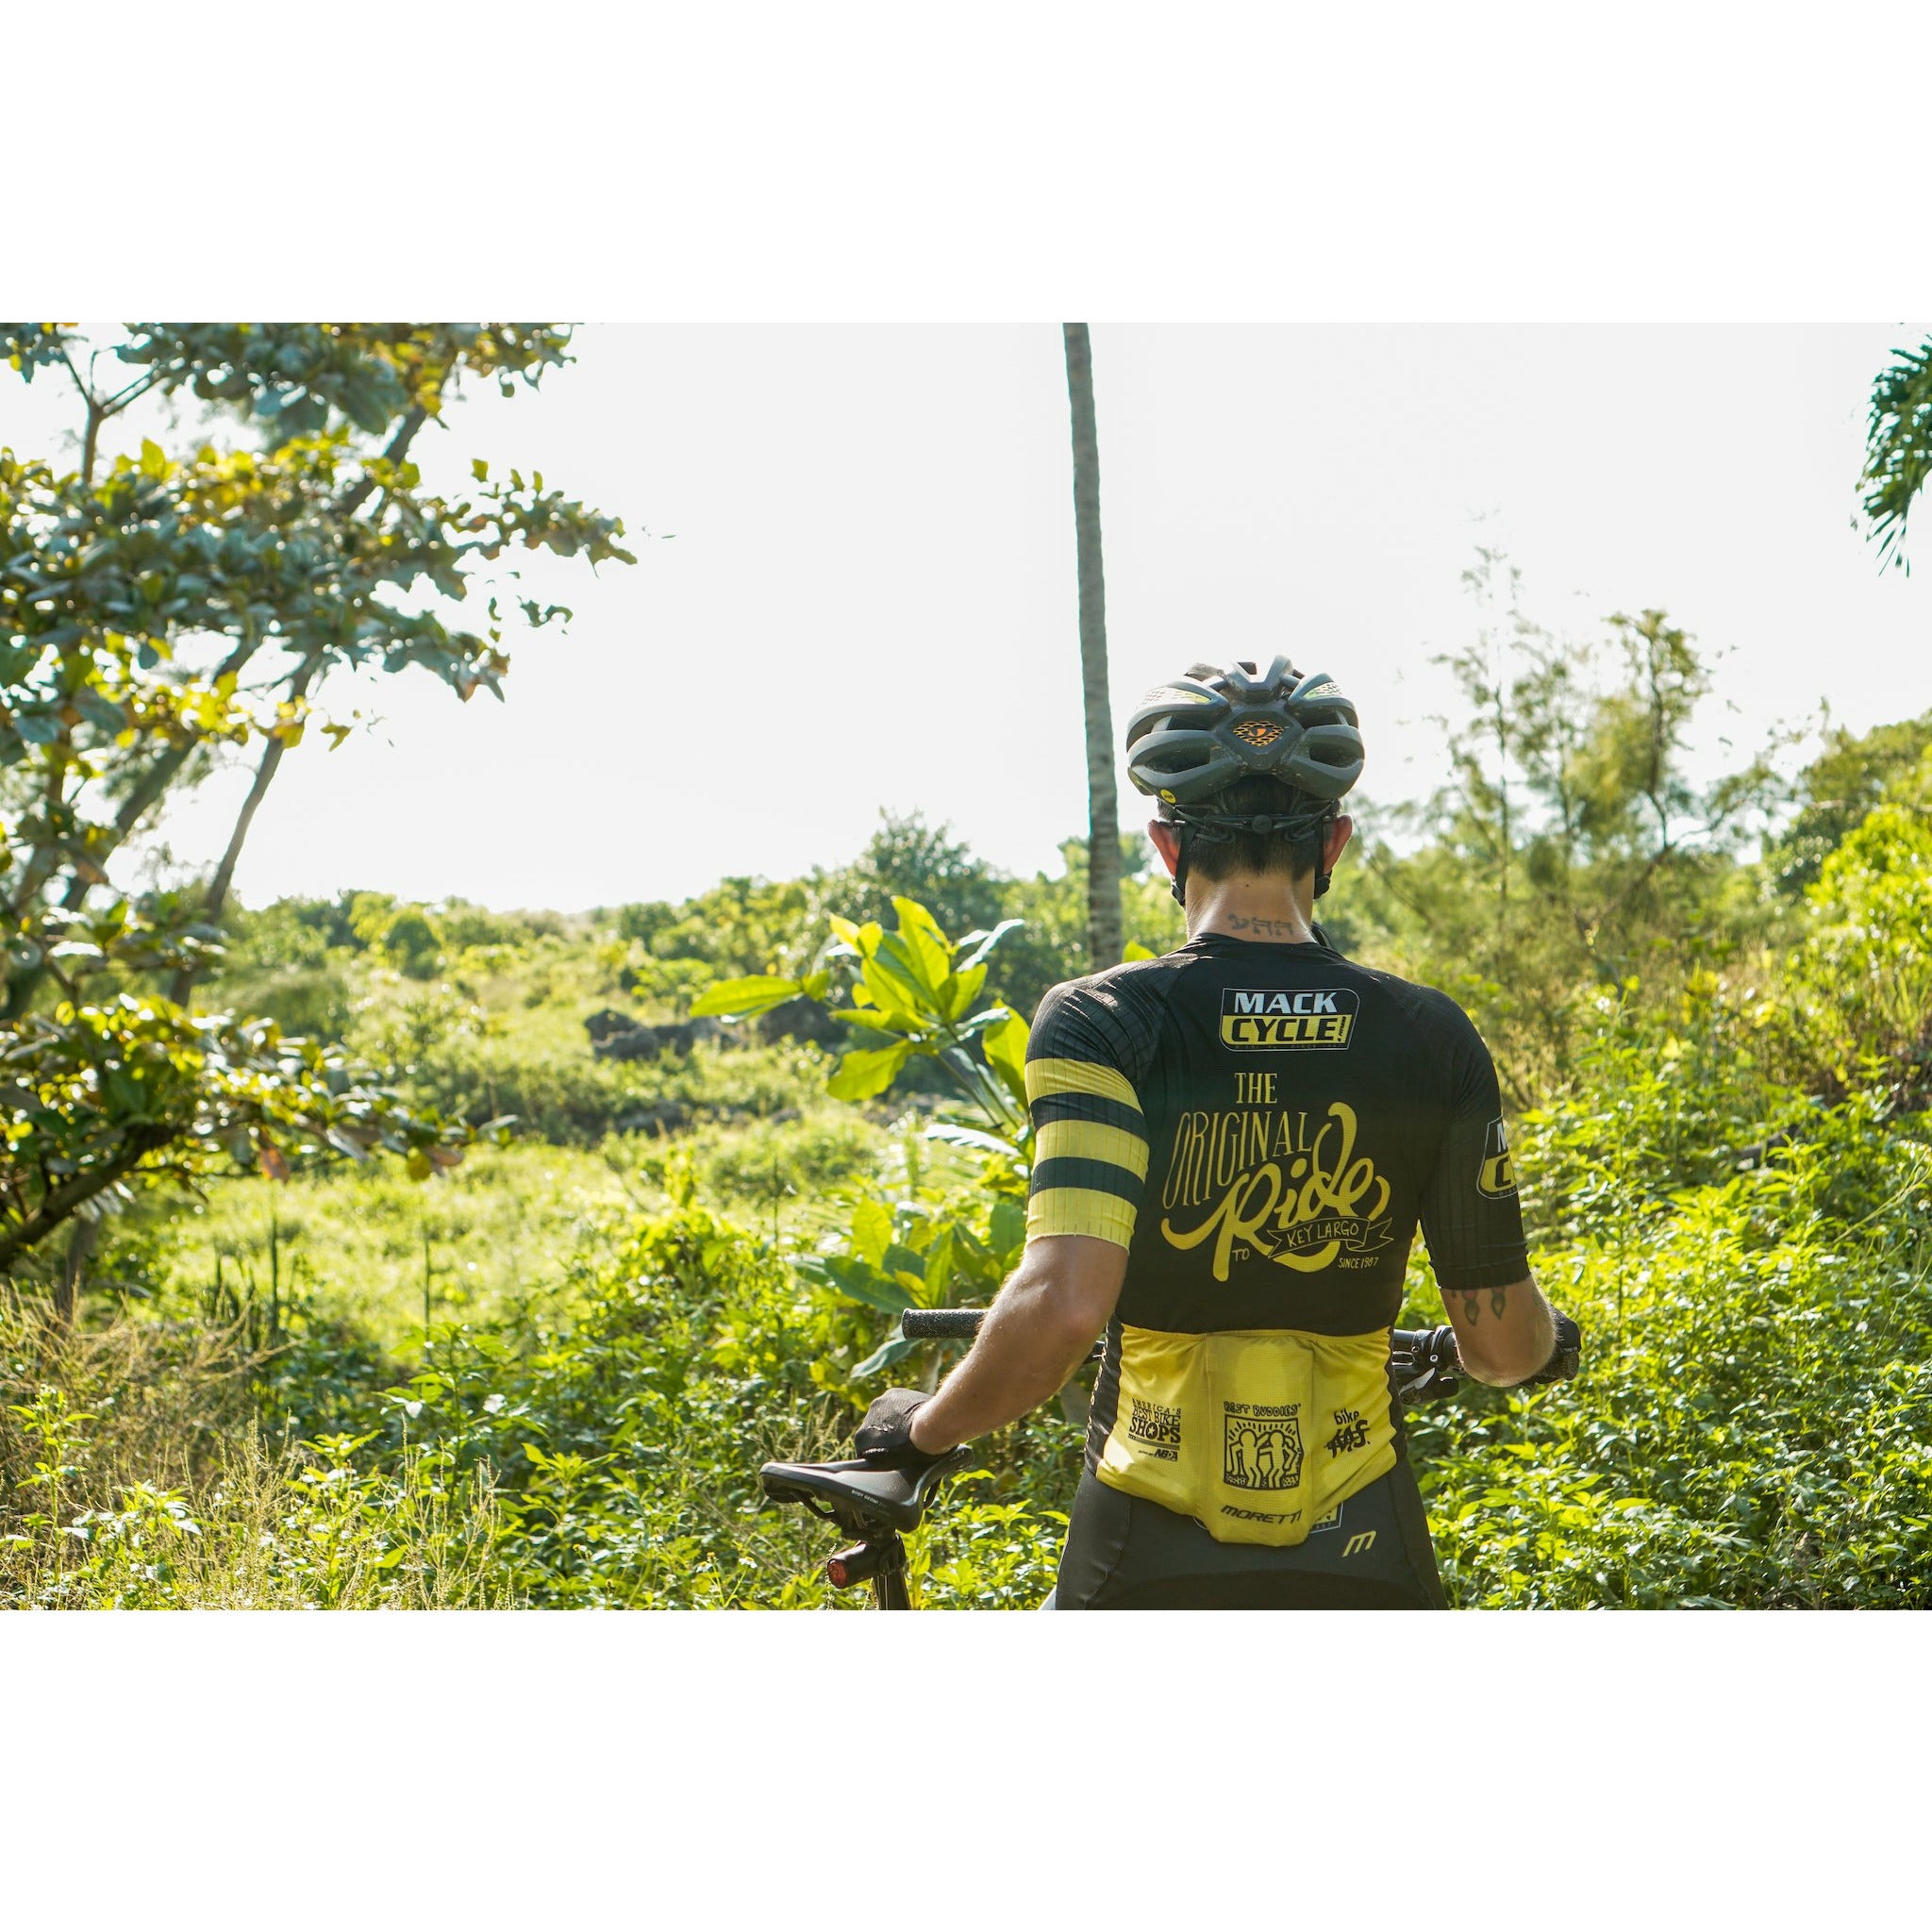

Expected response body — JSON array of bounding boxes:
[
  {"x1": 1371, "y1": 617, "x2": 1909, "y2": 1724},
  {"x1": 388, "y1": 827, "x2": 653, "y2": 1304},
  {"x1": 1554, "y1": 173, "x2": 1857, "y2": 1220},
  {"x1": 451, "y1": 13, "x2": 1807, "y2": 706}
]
[{"x1": 4, "y1": 575, "x2": 1928, "y2": 1608}]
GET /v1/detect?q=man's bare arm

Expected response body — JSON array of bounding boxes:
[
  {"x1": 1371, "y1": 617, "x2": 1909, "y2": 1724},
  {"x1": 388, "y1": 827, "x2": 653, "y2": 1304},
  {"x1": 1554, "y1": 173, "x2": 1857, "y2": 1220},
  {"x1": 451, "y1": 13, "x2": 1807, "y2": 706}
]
[
  {"x1": 1443, "y1": 1274, "x2": 1558, "y2": 1386},
  {"x1": 908, "y1": 1235, "x2": 1126, "y2": 1454}
]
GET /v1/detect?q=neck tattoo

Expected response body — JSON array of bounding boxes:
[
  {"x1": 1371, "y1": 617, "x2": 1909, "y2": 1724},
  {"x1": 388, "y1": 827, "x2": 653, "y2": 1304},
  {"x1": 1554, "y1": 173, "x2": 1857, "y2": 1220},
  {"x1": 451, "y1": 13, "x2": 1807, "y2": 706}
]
[{"x1": 1215, "y1": 911, "x2": 1311, "y2": 940}]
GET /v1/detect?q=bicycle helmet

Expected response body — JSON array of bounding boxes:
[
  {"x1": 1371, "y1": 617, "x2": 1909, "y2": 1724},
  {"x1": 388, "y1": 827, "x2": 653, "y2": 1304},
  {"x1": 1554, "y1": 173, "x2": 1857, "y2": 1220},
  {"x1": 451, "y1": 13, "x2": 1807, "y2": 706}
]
[{"x1": 1124, "y1": 657, "x2": 1363, "y2": 905}]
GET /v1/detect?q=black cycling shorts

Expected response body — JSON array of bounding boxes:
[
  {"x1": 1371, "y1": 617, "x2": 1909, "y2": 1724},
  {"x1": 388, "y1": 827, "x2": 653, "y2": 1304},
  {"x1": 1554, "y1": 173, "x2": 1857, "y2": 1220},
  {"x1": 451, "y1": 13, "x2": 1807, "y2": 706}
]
[{"x1": 1052, "y1": 1457, "x2": 1447, "y2": 1609}]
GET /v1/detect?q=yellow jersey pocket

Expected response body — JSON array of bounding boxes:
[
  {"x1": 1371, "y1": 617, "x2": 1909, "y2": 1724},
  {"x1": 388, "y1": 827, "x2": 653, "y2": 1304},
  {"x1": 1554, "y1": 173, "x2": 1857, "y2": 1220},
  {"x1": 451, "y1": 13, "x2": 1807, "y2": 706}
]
[{"x1": 1097, "y1": 1324, "x2": 1398, "y2": 1546}]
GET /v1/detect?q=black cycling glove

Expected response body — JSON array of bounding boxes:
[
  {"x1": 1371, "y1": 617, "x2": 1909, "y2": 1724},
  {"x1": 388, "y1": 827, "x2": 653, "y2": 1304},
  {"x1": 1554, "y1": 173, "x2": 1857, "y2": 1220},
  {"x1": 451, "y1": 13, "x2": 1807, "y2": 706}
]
[
  {"x1": 1524, "y1": 1311, "x2": 1582, "y2": 1386},
  {"x1": 854, "y1": 1388, "x2": 943, "y2": 1470}
]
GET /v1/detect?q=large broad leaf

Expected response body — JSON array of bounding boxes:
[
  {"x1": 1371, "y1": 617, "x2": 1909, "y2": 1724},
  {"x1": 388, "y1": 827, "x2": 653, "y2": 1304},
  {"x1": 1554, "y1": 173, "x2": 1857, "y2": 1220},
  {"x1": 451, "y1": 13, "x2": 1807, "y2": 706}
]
[
  {"x1": 949, "y1": 1220, "x2": 1002, "y2": 1288},
  {"x1": 982, "y1": 1009, "x2": 1030, "y2": 1108},
  {"x1": 689, "y1": 974, "x2": 802, "y2": 1020},
  {"x1": 832, "y1": 1008, "x2": 912, "y2": 1039},
  {"x1": 891, "y1": 896, "x2": 954, "y2": 991},
  {"x1": 1123, "y1": 940, "x2": 1158, "y2": 961},
  {"x1": 857, "y1": 955, "x2": 928, "y2": 1029},
  {"x1": 827, "y1": 915, "x2": 883, "y2": 960},
  {"x1": 882, "y1": 1241, "x2": 929, "y2": 1284},
  {"x1": 869, "y1": 935, "x2": 941, "y2": 1015},
  {"x1": 853, "y1": 1332, "x2": 921, "y2": 1378},
  {"x1": 954, "y1": 918, "x2": 1024, "y2": 972},
  {"x1": 795, "y1": 1252, "x2": 914, "y2": 1316},
  {"x1": 923, "y1": 1224, "x2": 957, "y2": 1302},
  {"x1": 940, "y1": 961, "x2": 988, "y2": 1023},
  {"x1": 826, "y1": 1039, "x2": 912, "y2": 1100},
  {"x1": 849, "y1": 1197, "x2": 892, "y2": 1269}
]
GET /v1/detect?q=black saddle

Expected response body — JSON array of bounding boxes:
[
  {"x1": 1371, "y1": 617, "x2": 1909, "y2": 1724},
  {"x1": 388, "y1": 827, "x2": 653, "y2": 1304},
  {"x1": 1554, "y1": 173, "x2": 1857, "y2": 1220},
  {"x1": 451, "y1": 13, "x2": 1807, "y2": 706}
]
[{"x1": 759, "y1": 1448, "x2": 973, "y2": 1536}]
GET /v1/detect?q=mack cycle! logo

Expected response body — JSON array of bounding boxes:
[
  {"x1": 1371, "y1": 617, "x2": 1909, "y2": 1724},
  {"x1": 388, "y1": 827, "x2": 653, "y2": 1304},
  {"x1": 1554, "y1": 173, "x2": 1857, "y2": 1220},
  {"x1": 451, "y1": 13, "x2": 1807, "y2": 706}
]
[
  {"x1": 1220, "y1": 987, "x2": 1358, "y2": 1050},
  {"x1": 1478, "y1": 1116, "x2": 1518, "y2": 1198},
  {"x1": 1223, "y1": 1402, "x2": 1304, "y2": 1491}
]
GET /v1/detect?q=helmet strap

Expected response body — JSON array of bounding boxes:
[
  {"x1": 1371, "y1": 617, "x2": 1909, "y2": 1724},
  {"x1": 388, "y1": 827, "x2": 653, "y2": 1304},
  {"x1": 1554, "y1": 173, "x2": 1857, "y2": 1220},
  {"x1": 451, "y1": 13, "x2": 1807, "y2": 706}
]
[{"x1": 1169, "y1": 824, "x2": 1191, "y2": 908}]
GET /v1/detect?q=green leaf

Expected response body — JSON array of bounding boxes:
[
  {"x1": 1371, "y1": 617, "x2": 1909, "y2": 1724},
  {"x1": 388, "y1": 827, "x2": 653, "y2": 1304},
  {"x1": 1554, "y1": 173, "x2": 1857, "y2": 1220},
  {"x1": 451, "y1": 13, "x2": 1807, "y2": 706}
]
[
  {"x1": 982, "y1": 1009, "x2": 1029, "y2": 1108},
  {"x1": 882, "y1": 1242, "x2": 929, "y2": 1281},
  {"x1": 796, "y1": 1254, "x2": 913, "y2": 1316},
  {"x1": 826, "y1": 1040, "x2": 912, "y2": 1100},
  {"x1": 924, "y1": 1224, "x2": 957, "y2": 1301},
  {"x1": 853, "y1": 1333, "x2": 920, "y2": 1378},
  {"x1": 890, "y1": 896, "x2": 953, "y2": 990},
  {"x1": 688, "y1": 974, "x2": 802, "y2": 1020},
  {"x1": 925, "y1": 1122, "x2": 1023, "y2": 1160},
  {"x1": 955, "y1": 918, "x2": 1024, "y2": 971},
  {"x1": 867, "y1": 938, "x2": 938, "y2": 1014},
  {"x1": 941, "y1": 961, "x2": 988, "y2": 1023},
  {"x1": 990, "y1": 1197, "x2": 1026, "y2": 1264},
  {"x1": 850, "y1": 1198, "x2": 891, "y2": 1268},
  {"x1": 1123, "y1": 940, "x2": 1158, "y2": 961}
]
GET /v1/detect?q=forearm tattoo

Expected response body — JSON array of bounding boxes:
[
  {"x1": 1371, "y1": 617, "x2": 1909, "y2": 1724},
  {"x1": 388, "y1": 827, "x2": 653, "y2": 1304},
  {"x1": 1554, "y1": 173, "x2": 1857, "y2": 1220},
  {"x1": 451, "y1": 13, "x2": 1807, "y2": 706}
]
[{"x1": 1457, "y1": 1286, "x2": 1509, "y2": 1325}]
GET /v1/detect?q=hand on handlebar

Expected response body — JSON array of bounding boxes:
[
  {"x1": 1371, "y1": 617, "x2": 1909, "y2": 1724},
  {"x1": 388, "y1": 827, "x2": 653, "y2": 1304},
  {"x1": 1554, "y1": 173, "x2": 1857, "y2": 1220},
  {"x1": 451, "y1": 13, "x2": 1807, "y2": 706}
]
[{"x1": 854, "y1": 1388, "x2": 948, "y2": 1471}]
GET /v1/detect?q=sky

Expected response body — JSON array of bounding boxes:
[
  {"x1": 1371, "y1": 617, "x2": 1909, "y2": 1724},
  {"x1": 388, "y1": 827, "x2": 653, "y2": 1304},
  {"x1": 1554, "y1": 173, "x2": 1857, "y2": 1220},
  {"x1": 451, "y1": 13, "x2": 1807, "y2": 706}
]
[{"x1": 8, "y1": 324, "x2": 1930, "y2": 911}]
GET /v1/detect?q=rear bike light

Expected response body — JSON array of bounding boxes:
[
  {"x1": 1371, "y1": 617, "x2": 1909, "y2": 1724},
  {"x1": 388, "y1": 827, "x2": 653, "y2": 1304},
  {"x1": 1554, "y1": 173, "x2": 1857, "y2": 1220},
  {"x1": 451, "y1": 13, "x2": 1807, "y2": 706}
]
[{"x1": 825, "y1": 1541, "x2": 889, "y2": 1588}]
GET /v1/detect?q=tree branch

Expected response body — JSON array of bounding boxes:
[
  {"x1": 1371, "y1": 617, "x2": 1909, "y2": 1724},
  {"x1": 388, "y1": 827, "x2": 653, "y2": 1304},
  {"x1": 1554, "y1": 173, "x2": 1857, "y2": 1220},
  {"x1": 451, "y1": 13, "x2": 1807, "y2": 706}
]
[
  {"x1": 337, "y1": 402, "x2": 430, "y2": 521},
  {"x1": 168, "y1": 656, "x2": 321, "y2": 1006},
  {"x1": 0, "y1": 1124, "x2": 171, "y2": 1275}
]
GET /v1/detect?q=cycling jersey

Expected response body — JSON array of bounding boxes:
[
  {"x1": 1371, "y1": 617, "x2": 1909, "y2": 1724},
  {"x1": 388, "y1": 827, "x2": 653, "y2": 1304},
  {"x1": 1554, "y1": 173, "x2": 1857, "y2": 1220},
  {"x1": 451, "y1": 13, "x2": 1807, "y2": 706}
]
[{"x1": 1024, "y1": 931, "x2": 1528, "y2": 1556}]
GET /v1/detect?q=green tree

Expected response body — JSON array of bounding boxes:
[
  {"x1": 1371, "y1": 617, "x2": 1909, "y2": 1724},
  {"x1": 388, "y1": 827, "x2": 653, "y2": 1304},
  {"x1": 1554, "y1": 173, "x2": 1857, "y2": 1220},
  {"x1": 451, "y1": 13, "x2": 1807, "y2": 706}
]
[
  {"x1": 0, "y1": 324, "x2": 632, "y2": 1275},
  {"x1": 826, "y1": 810, "x2": 1008, "y2": 944},
  {"x1": 1350, "y1": 557, "x2": 1784, "y2": 1095},
  {"x1": 1768, "y1": 708, "x2": 1932, "y2": 893}
]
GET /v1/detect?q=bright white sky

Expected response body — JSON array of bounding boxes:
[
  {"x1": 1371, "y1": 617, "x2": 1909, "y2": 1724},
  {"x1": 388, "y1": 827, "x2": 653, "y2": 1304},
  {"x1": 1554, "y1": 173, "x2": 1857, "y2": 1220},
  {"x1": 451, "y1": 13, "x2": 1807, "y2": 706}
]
[{"x1": 9, "y1": 325, "x2": 1930, "y2": 910}]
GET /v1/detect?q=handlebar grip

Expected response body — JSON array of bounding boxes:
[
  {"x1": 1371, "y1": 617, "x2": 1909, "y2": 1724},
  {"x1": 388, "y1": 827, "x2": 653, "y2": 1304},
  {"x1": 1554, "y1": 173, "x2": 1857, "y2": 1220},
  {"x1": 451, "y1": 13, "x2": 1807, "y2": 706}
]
[{"x1": 900, "y1": 1308, "x2": 988, "y2": 1341}]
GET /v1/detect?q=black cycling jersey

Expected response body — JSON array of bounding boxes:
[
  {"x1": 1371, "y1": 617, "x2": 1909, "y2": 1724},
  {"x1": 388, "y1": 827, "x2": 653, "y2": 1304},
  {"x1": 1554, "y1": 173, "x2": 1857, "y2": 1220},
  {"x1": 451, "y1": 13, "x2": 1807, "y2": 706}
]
[{"x1": 1022, "y1": 928, "x2": 1528, "y2": 1584}]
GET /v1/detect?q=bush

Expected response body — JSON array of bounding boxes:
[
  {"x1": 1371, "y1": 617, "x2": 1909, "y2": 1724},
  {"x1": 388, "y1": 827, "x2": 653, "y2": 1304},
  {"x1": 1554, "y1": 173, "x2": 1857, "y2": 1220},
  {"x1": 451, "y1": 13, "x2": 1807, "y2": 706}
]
[{"x1": 1407, "y1": 1091, "x2": 1932, "y2": 1607}]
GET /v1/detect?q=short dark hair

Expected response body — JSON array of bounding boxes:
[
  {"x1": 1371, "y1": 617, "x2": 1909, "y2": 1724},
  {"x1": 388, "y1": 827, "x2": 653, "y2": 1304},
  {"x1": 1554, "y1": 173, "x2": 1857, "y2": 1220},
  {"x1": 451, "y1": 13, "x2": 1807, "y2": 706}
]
[{"x1": 1157, "y1": 774, "x2": 1332, "y2": 882}]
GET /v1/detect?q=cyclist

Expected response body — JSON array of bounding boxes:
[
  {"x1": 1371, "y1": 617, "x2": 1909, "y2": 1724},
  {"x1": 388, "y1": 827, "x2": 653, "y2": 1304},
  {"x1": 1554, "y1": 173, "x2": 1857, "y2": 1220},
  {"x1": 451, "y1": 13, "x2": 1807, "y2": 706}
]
[{"x1": 855, "y1": 658, "x2": 1579, "y2": 1608}]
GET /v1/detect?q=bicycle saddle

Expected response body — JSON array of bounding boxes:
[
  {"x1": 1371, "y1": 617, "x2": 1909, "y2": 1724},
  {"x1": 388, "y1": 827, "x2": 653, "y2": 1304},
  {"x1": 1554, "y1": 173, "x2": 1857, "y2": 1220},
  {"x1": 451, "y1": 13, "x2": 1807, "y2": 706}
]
[{"x1": 759, "y1": 1448, "x2": 972, "y2": 1535}]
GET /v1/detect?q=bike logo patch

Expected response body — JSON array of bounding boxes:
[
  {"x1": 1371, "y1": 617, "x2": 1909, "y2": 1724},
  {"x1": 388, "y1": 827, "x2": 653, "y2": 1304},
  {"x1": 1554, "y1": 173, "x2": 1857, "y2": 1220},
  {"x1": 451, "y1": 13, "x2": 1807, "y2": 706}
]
[
  {"x1": 1127, "y1": 1397, "x2": 1181, "y2": 1462},
  {"x1": 1220, "y1": 988, "x2": 1357, "y2": 1050},
  {"x1": 1223, "y1": 1402, "x2": 1304, "y2": 1491},
  {"x1": 1477, "y1": 1116, "x2": 1517, "y2": 1198}
]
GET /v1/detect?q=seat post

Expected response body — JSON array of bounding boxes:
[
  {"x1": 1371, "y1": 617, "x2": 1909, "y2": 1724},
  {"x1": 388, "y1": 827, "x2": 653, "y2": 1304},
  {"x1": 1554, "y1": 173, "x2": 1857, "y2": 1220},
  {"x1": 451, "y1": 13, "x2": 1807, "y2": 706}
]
[{"x1": 873, "y1": 1531, "x2": 911, "y2": 1610}]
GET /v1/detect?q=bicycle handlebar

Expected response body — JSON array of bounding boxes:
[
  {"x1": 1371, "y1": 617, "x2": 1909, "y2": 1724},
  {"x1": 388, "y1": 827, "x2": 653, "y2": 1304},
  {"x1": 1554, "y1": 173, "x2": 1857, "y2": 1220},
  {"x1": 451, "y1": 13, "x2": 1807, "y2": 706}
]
[
  {"x1": 896, "y1": 1306, "x2": 1580, "y2": 1401},
  {"x1": 901, "y1": 1308, "x2": 993, "y2": 1341}
]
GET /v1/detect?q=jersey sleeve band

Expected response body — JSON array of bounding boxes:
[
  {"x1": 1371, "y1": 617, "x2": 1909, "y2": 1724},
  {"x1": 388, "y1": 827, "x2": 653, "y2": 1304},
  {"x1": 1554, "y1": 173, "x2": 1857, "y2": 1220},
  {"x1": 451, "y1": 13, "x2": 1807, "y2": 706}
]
[{"x1": 1025, "y1": 1046, "x2": 1149, "y2": 1250}]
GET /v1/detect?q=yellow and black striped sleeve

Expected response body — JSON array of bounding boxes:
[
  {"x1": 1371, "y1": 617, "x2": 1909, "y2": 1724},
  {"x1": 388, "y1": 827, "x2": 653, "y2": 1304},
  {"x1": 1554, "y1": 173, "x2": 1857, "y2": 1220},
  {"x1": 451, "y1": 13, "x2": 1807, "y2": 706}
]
[{"x1": 1024, "y1": 984, "x2": 1150, "y2": 1250}]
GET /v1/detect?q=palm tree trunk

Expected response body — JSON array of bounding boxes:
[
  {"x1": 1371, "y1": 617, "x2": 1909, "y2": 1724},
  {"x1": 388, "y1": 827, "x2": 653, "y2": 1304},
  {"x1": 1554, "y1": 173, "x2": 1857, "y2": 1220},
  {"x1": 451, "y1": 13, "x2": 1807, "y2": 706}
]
[{"x1": 1063, "y1": 324, "x2": 1122, "y2": 971}]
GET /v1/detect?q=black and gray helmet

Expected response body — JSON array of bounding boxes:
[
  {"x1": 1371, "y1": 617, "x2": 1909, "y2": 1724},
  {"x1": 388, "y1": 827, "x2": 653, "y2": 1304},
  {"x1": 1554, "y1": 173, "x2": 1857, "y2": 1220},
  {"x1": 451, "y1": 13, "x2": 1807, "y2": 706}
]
[{"x1": 1124, "y1": 657, "x2": 1363, "y2": 808}]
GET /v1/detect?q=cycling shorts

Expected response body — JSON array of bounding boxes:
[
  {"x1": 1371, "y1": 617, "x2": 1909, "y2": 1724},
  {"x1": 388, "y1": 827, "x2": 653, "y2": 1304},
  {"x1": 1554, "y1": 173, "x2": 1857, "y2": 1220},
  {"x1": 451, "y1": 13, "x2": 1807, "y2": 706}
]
[{"x1": 1052, "y1": 1455, "x2": 1447, "y2": 1609}]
